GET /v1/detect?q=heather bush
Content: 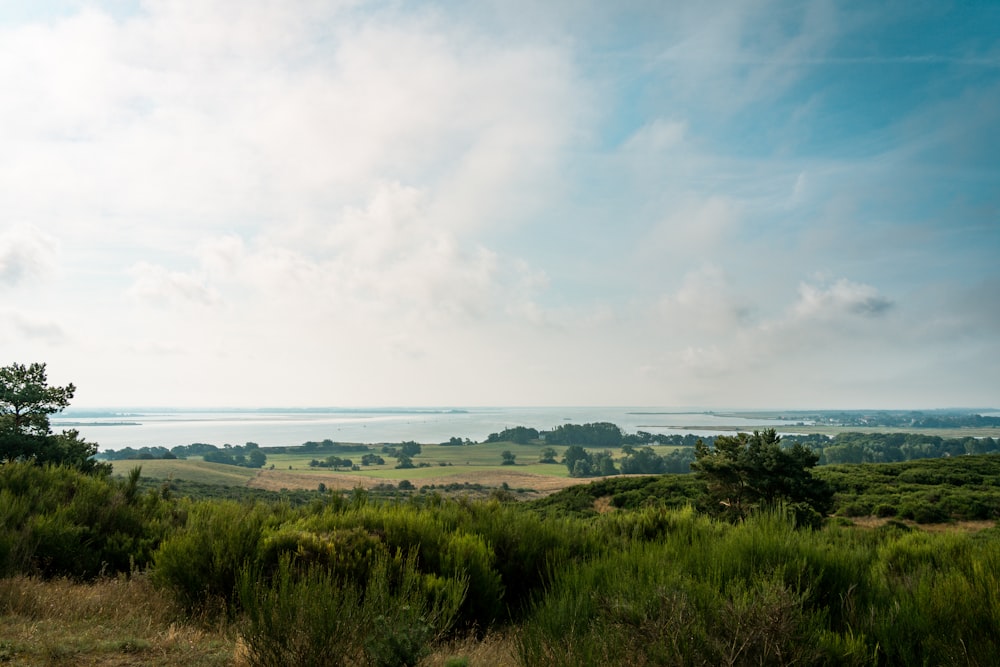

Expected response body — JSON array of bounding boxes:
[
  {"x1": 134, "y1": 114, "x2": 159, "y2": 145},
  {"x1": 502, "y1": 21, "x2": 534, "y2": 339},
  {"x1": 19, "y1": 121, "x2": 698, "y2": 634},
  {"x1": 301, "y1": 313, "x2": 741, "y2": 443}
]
[
  {"x1": 236, "y1": 550, "x2": 465, "y2": 667},
  {"x1": 0, "y1": 462, "x2": 176, "y2": 578}
]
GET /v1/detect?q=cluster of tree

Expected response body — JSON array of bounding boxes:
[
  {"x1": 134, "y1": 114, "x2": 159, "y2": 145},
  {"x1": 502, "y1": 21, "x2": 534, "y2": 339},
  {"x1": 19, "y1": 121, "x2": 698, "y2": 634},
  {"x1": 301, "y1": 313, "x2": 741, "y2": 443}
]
[
  {"x1": 361, "y1": 453, "x2": 385, "y2": 466},
  {"x1": 295, "y1": 439, "x2": 369, "y2": 453},
  {"x1": 440, "y1": 436, "x2": 475, "y2": 446},
  {"x1": 381, "y1": 441, "x2": 422, "y2": 457},
  {"x1": 816, "y1": 432, "x2": 1000, "y2": 464},
  {"x1": 202, "y1": 442, "x2": 267, "y2": 468},
  {"x1": 560, "y1": 444, "x2": 698, "y2": 478},
  {"x1": 774, "y1": 409, "x2": 1000, "y2": 429},
  {"x1": 307, "y1": 452, "x2": 395, "y2": 470},
  {"x1": 620, "y1": 430, "x2": 716, "y2": 446},
  {"x1": 308, "y1": 455, "x2": 354, "y2": 470},
  {"x1": 0, "y1": 362, "x2": 108, "y2": 475},
  {"x1": 485, "y1": 426, "x2": 539, "y2": 444},
  {"x1": 99, "y1": 441, "x2": 279, "y2": 466},
  {"x1": 494, "y1": 424, "x2": 712, "y2": 448},
  {"x1": 691, "y1": 429, "x2": 833, "y2": 526},
  {"x1": 538, "y1": 447, "x2": 558, "y2": 463},
  {"x1": 905, "y1": 413, "x2": 1000, "y2": 428},
  {"x1": 170, "y1": 442, "x2": 225, "y2": 458},
  {"x1": 378, "y1": 441, "x2": 422, "y2": 469},
  {"x1": 619, "y1": 445, "x2": 696, "y2": 474},
  {"x1": 562, "y1": 445, "x2": 618, "y2": 477},
  {"x1": 544, "y1": 422, "x2": 623, "y2": 447},
  {"x1": 97, "y1": 445, "x2": 177, "y2": 460}
]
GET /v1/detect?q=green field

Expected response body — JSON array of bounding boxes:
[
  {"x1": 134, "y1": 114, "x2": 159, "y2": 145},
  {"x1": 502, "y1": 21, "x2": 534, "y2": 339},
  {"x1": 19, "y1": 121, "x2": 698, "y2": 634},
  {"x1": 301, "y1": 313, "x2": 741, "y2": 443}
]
[
  {"x1": 111, "y1": 458, "x2": 259, "y2": 486},
  {"x1": 112, "y1": 440, "x2": 588, "y2": 499}
]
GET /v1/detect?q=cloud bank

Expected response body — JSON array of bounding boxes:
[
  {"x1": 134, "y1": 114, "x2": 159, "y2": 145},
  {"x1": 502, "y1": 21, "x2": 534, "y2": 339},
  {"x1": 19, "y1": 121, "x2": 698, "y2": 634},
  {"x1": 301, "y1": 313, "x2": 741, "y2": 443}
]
[{"x1": 0, "y1": 1, "x2": 997, "y2": 408}]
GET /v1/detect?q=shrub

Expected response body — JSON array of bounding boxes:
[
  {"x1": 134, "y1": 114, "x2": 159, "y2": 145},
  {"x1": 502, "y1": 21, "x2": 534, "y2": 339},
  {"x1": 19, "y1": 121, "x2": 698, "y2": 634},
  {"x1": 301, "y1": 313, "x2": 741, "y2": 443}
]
[
  {"x1": 868, "y1": 531, "x2": 1000, "y2": 665},
  {"x1": 152, "y1": 500, "x2": 273, "y2": 611},
  {"x1": 0, "y1": 462, "x2": 176, "y2": 578},
  {"x1": 236, "y1": 550, "x2": 465, "y2": 667}
]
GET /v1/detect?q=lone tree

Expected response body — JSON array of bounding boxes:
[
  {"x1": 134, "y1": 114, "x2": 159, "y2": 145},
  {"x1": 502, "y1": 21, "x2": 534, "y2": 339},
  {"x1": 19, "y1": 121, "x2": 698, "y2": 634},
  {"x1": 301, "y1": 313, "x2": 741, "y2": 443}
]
[
  {"x1": 0, "y1": 362, "x2": 108, "y2": 474},
  {"x1": 691, "y1": 429, "x2": 832, "y2": 527}
]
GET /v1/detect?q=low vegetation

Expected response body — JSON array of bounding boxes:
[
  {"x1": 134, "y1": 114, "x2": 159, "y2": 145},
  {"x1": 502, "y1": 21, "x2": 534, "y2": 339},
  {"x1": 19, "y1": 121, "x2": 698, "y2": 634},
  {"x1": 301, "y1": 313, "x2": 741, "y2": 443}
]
[{"x1": 3, "y1": 457, "x2": 999, "y2": 665}]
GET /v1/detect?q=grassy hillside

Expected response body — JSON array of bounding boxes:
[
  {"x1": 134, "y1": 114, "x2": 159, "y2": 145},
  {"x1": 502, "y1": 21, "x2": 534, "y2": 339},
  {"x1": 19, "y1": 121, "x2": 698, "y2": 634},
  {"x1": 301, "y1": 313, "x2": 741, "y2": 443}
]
[
  {"x1": 533, "y1": 454, "x2": 1000, "y2": 524},
  {"x1": 111, "y1": 459, "x2": 259, "y2": 486}
]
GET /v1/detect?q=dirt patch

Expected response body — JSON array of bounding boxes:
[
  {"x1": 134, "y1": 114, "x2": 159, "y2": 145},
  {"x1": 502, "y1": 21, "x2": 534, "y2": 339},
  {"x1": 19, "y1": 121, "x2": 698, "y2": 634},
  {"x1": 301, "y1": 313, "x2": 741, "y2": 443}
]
[
  {"x1": 247, "y1": 470, "x2": 377, "y2": 492},
  {"x1": 593, "y1": 496, "x2": 615, "y2": 514},
  {"x1": 913, "y1": 519, "x2": 996, "y2": 533},
  {"x1": 845, "y1": 516, "x2": 997, "y2": 532}
]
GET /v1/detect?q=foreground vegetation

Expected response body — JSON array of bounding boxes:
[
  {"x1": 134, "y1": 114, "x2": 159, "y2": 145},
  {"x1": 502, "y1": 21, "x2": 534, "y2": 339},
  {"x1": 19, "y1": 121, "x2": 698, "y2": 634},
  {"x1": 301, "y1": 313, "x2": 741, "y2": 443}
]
[{"x1": 2, "y1": 458, "x2": 999, "y2": 665}]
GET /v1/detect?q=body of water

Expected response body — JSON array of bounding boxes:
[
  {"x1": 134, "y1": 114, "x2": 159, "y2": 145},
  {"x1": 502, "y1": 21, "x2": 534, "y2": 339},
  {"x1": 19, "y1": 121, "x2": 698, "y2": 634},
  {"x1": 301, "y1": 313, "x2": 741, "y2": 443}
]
[{"x1": 53, "y1": 407, "x2": 807, "y2": 451}]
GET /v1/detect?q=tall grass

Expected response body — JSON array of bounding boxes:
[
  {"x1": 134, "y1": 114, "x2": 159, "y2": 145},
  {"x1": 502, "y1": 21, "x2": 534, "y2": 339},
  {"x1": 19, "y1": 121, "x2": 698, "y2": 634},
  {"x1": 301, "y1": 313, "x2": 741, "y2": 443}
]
[
  {"x1": 152, "y1": 500, "x2": 281, "y2": 610},
  {"x1": 5, "y1": 462, "x2": 999, "y2": 665},
  {"x1": 867, "y1": 529, "x2": 1000, "y2": 665},
  {"x1": 518, "y1": 507, "x2": 999, "y2": 666},
  {"x1": 0, "y1": 462, "x2": 177, "y2": 578},
  {"x1": 236, "y1": 550, "x2": 465, "y2": 667}
]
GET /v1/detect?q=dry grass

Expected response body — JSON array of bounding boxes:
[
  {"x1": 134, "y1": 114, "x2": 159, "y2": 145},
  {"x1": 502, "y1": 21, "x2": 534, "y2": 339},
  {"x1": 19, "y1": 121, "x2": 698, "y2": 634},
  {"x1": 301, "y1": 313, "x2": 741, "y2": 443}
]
[
  {"x1": 0, "y1": 576, "x2": 519, "y2": 667},
  {"x1": 846, "y1": 516, "x2": 997, "y2": 532},
  {"x1": 592, "y1": 496, "x2": 615, "y2": 514},
  {"x1": 0, "y1": 575, "x2": 235, "y2": 666},
  {"x1": 420, "y1": 630, "x2": 519, "y2": 667},
  {"x1": 247, "y1": 467, "x2": 593, "y2": 496}
]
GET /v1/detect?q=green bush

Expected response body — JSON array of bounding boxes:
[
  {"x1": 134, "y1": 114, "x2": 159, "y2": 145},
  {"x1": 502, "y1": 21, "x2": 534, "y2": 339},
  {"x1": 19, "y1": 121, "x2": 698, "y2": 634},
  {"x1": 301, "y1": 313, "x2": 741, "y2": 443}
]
[
  {"x1": 236, "y1": 554, "x2": 365, "y2": 667},
  {"x1": 517, "y1": 538, "x2": 839, "y2": 666},
  {"x1": 258, "y1": 526, "x2": 386, "y2": 582},
  {"x1": 874, "y1": 503, "x2": 898, "y2": 518},
  {"x1": 0, "y1": 463, "x2": 176, "y2": 578},
  {"x1": 868, "y1": 531, "x2": 1000, "y2": 665},
  {"x1": 236, "y1": 550, "x2": 465, "y2": 667},
  {"x1": 518, "y1": 508, "x2": 1000, "y2": 666},
  {"x1": 152, "y1": 500, "x2": 274, "y2": 610}
]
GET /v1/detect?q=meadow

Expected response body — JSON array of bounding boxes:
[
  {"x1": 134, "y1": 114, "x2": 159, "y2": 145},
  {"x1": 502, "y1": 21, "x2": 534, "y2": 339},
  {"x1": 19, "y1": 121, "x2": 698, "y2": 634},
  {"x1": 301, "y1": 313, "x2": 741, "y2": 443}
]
[{"x1": 112, "y1": 440, "x2": 594, "y2": 499}]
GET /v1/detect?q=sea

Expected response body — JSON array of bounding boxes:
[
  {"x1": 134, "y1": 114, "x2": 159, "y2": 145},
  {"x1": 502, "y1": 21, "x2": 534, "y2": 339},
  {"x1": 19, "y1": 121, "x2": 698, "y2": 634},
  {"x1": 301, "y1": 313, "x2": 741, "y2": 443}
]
[{"x1": 53, "y1": 407, "x2": 809, "y2": 452}]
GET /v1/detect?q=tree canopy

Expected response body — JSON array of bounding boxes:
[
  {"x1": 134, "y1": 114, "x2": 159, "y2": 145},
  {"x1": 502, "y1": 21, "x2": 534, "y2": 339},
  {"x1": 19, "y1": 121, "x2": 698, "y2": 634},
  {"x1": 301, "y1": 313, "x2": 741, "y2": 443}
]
[
  {"x1": 0, "y1": 362, "x2": 107, "y2": 474},
  {"x1": 691, "y1": 429, "x2": 832, "y2": 526}
]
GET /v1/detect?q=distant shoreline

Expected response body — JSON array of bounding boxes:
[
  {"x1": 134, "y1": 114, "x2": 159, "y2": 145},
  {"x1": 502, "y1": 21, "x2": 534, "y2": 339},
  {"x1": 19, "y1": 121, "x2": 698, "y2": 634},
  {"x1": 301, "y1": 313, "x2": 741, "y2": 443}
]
[{"x1": 55, "y1": 421, "x2": 141, "y2": 427}]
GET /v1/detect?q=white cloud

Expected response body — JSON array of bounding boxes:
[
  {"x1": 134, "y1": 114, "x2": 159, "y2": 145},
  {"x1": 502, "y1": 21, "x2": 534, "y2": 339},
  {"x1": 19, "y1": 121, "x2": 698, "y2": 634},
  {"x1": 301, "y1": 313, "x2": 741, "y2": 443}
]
[
  {"x1": 0, "y1": 224, "x2": 58, "y2": 286},
  {"x1": 643, "y1": 197, "x2": 743, "y2": 264},
  {"x1": 679, "y1": 344, "x2": 728, "y2": 376},
  {"x1": 0, "y1": 1, "x2": 584, "y2": 242},
  {"x1": 127, "y1": 261, "x2": 219, "y2": 307},
  {"x1": 658, "y1": 264, "x2": 749, "y2": 333},
  {"x1": 792, "y1": 278, "x2": 893, "y2": 321},
  {"x1": 0, "y1": 2, "x2": 995, "y2": 409},
  {"x1": 653, "y1": 1, "x2": 841, "y2": 113},
  {"x1": 11, "y1": 313, "x2": 67, "y2": 343}
]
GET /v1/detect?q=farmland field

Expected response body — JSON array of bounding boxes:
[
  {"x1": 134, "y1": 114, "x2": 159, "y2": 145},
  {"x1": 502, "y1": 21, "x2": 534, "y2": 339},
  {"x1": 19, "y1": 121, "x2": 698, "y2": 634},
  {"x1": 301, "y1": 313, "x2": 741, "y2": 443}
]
[{"x1": 112, "y1": 440, "x2": 594, "y2": 495}]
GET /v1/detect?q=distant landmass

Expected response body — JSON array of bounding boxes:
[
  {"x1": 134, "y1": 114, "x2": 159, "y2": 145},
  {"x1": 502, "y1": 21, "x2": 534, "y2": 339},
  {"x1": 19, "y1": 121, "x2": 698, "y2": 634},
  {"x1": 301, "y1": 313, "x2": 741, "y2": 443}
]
[{"x1": 696, "y1": 409, "x2": 1000, "y2": 429}]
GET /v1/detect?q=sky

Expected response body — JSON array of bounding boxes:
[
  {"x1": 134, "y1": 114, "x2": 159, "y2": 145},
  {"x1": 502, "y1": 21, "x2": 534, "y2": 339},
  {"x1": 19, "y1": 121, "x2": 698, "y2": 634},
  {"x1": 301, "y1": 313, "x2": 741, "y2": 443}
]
[{"x1": 1, "y1": 1, "x2": 998, "y2": 409}]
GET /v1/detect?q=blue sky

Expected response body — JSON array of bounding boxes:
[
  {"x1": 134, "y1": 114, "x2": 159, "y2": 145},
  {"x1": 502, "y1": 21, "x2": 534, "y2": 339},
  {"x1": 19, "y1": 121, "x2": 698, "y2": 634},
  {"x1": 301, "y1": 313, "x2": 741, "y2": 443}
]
[{"x1": 1, "y1": 1, "x2": 998, "y2": 408}]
